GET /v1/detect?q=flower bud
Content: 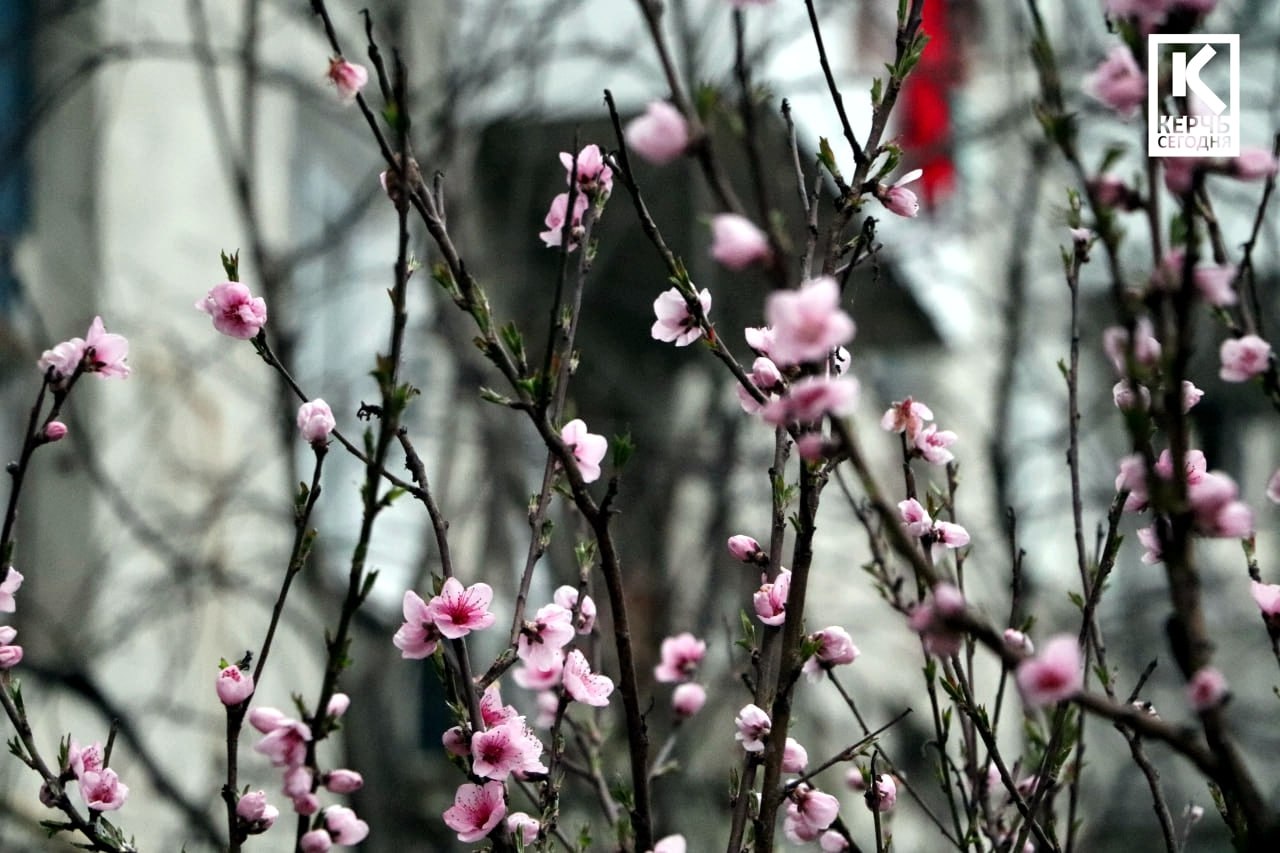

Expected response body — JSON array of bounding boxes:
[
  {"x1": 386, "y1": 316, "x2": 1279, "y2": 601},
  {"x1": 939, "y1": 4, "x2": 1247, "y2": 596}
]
[
  {"x1": 300, "y1": 829, "x2": 333, "y2": 853},
  {"x1": 41, "y1": 421, "x2": 68, "y2": 443},
  {"x1": 324, "y1": 769, "x2": 364, "y2": 794},
  {"x1": 297, "y1": 399, "x2": 336, "y2": 447},
  {"x1": 293, "y1": 792, "x2": 321, "y2": 816},
  {"x1": 216, "y1": 664, "x2": 254, "y2": 706},
  {"x1": 727, "y1": 534, "x2": 763, "y2": 564},
  {"x1": 672, "y1": 682, "x2": 706, "y2": 718},
  {"x1": 327, "y1": 693, "x2": 350, "y2": 719}
]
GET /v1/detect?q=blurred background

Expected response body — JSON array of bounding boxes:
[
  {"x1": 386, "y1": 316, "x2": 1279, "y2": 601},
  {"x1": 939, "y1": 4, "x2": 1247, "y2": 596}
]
[{"x1": 1, "y1": 0, "x2": 1279, "y2": 850}]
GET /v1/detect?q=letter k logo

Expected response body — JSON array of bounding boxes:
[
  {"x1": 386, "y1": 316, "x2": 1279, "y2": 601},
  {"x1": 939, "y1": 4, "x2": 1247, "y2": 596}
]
[{"x1": 1172, "y1": 45, "x2": 1226, "y2": 115}]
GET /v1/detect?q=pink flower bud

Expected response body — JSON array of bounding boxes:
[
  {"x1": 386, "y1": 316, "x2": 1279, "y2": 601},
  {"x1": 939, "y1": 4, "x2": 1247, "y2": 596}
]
[
  {"x1": 327, "y1": 693, "x2": 350, "y2": 718},
  {"x1": 710, "y1": 214, "x2": 771, "y2": 270},
  {"x1": 293, "y1": 792, "x2": 321, "y2": 816},
  {"x1": 324, "y1": 769, "x2": 364, "y2": 794},
  {"x1": 325, "y1": 806, "x2": 370, "y2": 845},
  {"x1": 1219, "y1": 334, "x2": 1271, "y2": 382},
  {"x1": 877, "y1": 170, "x2": 922, "y2": 218},
  {"x1": 845, "y1": 768, "x2": 866, "y2": 791},
  {"x1": 782, "y1": 737, "x2": 809, "y2": 773},
  {"x1": 727, "y1": 535, "x2": 762, "y2": 563},
  {"x1": 442, "y1": 725, "x2": 470, "y2": 757},
  {"x1": 867, "y1": 774, "x2": 897, "y2": 812},
  {"x1": 624, "y1": 101, "x2": 690, "y2": 165},
  {"x1": 0, "y1": 643, "x2": 23, "y2": 669},
  {"x1": 283, "y1": 766, "x2": 313, "y2": 798},
  {"x1": 41, "y1": 421, "x2": 67, "y2": 443},
  {"x1": 297, "y1": 399, "x2": 336, "y2": 446},
  {"x1": 327, "y1": 58, "x2": 368, "y2": 103},
  {"x1": 1002, "y1": 629, "x2": 1034, "y2": 656},
  {"x1": 39, "y1": 781, "x2": 58, "y2": 808},
  {"x1": 1085, "y1": 46, "x2": 1146, "y2": 117},
  {"x1": 1231, "y1": 148, "x2": 1279, "y2": 181},
  {"x1": 236, "y1": 790, "x2": 279, "y2": 833},
  {"x1": 672, "y1": 682, "x2": 707, "y2": 718},
  {"x1": 216, "y1": 665, "x2": 254, "y2": 706},
  {"x1": 300, "y1": 829, "x2": 333, "y2": 853},
  {"x1": 1187, "y1": 666, "x2": 1228, "y2": 711}
]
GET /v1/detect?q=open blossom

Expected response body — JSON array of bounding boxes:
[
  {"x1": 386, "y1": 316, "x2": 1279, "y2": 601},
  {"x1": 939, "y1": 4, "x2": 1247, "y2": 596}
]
[
  {"x1": 39, "y1": 316, "x2": 131, "y2": 380},
  {"x1": 651, "y1": 287, "x2": 711, "y2": 347},
  {"x1": 753, "y1": 568, "x2": 791, "y2": 626},
  {"x1": 563, "y1": 649, "x2": 614, "y2": 706},
  {"x1": 899, "y1": 498, "x2": 933, "y2": 537},
  {"x1": 68, "y1": 739, "x2": 104, "y2": 778},
  {"x1": 1016, "y1": 635, "x2": 1083, "y2": 707},
  {"x1": 297, "y1": 399, "x2": 336, "y2": 446},
  {"x1": 1181, "y1": 380, "x2": 1204, "y2": 412},
  {"x1": 1220, "y1": 334, "x2": 1272, "y2": 382},
  {"x1": 1194, "y1": 264, "x2": 1238, "y2": 306},
  {"x1": 1250, "y1": 580, "x2": 1280, "y2": 636},
  {"x1": 0, "y1": 626, "x2": 22, "y2": 669},
  {"x1": 624, "y1": 101, "x2": 690, "y2": 165},
  {"x1": 430, "y1": 577, "x2": 497, "y2": 639},
  {"x1": 1086, "y1": 46, "x2": 1146, "y2": 117},
  {"x1": 744, "y1": 325, "x2": 776, "y2": 358},
  {"x1": 197, "y1": 281, "x2": 267, "y2": 339},
  {"x1": 672, "y1": 682, "x2": 707, "y2": 718},
  {"x1": 914, "y1": 423, "x2": 957, "y2": 465},
  {"x1": 761, "y1": 376, "x2": 859, "y2": 426},
  {"x1": 0, "y1": 568, "x2": 23, "y2": 613},
  {"x1": 327, "y1": 57, "x2": 368, "y2": 102},
  {"x1": 734, "y1": 703, "x2": 771, "y2": 752},
  {"x1": 1188, "y1": 471, "x2": 1253, "y2": 538},
  {"x1": 444, "y1": 781, "x2": 507, "y2": 843},
  {"x1": 252, "y1": 712, "x2": 311, "y2": 768},
  {"x1": 789, "y1": 784, "x2": 839, "y2": 835},
  {"x1": 216, "y1": 664, "x2": 254, "y2": 705},
  {"x1": 471, "y1": 717, "x2": 546, "y2": 780},
  {"x1": 1102, "y1": 318, "x2": 1161, "y2": 375},
  {"x1": 560, "y1": 418, "x2": 608, "y2": 483},
  {"x1": 802, "y1": 626, "x2": 859, "y2": 680},
  {"x1": 80, "y1": 768, "x2": 129, "y2": 811},
  {"x1": 480, "y1": 684, "x2": 519, "y2": 728},
  {"x1": 710, "y1": 214, "x2": 771, "y2": 269},
  {"x1": 539, "y1": 190, "x2": 590, "y2": 250},
  {"x1": 560, "y1": 144, "x2": 613, "y2": 197},
  {"x1": 765, "y1": 276, "x2": 856, "y2": 366},
  {"x1": 518, "y1": 604, "x2": 575, "y2": 670},
  {"x1": 553, "y1": 585, "x2": 597, "y2": 634},
  {"x1": 876, "y1": 169, "x2": 921, "y2": 217},
  {"x1": 394, "y1": 590, "x2": 442, "y2": 658},
  {"x1": 1187, "y1": 666, "x2": 1228, "y2": 711},
  {"x1": 654, "y1": 633, "x2": 706, "y2": 683},
  {"x1": 513, "y1": 655, "x2": 564, "y2": 691},
  {"x1": 881, "y1": 397, "x2": 934, "y2": 440}
]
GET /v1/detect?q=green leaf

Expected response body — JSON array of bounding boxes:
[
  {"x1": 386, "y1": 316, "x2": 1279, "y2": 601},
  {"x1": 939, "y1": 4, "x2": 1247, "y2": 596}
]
[
  {"x1": 612, "y1": 431, "x2": 635, "y2": 469},
  {"x1": 220, "y1": 250, "x2": 240, "y2": 282}
]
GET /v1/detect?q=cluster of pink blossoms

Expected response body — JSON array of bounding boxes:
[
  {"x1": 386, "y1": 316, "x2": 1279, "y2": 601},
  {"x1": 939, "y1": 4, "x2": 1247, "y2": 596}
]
[
  {"x1": 393, "y1": 576, "x2": 496, "y2": 659},
  {"x1": 654, "y1": 632, "x2": 709, "y2": 718},
  {"x1": 38, "y1": 316, "x2": 131, "y2": 383},
  {"x1": 540, "y1": 144, "x2": 611, "y2": 250},
  {"x1": 881, "y1": 396, "x2": 957, "y2": 465},
  {"x1": 0, "y1": 567, "x2": 23, "y2": 669},
  {"x1": 246, "y1": 697, "x2": 367, "y2": 849},
  {"x1": 62, "y1": 739, "x2": 129, "y2": 812}
]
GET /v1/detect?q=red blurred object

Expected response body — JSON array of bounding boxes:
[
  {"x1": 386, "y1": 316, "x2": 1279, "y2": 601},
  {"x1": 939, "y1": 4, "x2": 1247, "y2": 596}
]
[{"x1": 897, "y1": 1, "x2": 960, "y2": 209}]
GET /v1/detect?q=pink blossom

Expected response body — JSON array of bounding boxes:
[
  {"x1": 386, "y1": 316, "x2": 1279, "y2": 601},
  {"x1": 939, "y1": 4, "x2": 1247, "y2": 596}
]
[
  {"x1": 1268, "y1": 469, "x2": 1280, "y2": 504},
  {"x1": 1102, "y1": 319, "x2": 1162, "y2": 376},
  {"x1": 480, "y1": 684, "x2": 518, "y2": 729},
  {"x1": 297, "y1": 399, "x2": 336, "y2": 446},
  {"x1": 796, "y1": 433, "x2": 828, "y2": 462},
  {"x1": 782, "y1": 737, "x2": 809, "y2": 773},
  {"x1": 216, "y1": 665, "x2": 254, "y2": 706},
  {"x1": 1231, "y1": 148, "x2": 1279, "y2": 181},
  {"x1": 1089, "y1": 174, "x2": 1140, "y2": 210},
  {"x1": 1187, "y1": 666, "x2": 1228, "y2": 711},
  {"x1": 553, "y1": 585, "x2": 597, "y2": 635},
  {"x1": 444, "y1": 781, "x2": 507, "y2": 843},
  {"x1": 1003, "y1": 629, "x2": 1034, "y2": 656},
  {"x1": 845, "y1": 768, "x2": 867, "y2": 791},
  {"x1": 507, "y1": 811, "x2": 541, "y2": 845},
  {"x1": 513, "y1": 655, "x2": 564, "y2": 691},
  {"x1": 651, "y1": 287, "x2": 711, "y2": 347},
  {"x1": 1112, "y1": 380, "x2": 1150, "y2": 411},
  {"x1": 867, "y1": 774, "x2": 897, "y2": 812},
  {"x1": 899, "y1": 498, "x2": 933, "y2": 537},
  {"x1": 325, "y1": 769, "x2": 364, "y2": 794},
  {"x1": 539, "y1": 191, "x2": 590, "y2": 250},
  {"x1": 326, "y1": 58, "x2": 368, "y2": 102},
  {"x1": 1086, "y1": 46, "x2": 1146, "y2": 117},
  {"x1": 1137, "y1": 525, "x2": 1162, "y2": 564},
  {"x1": 560, "y1": 418, "x2": 608, "y2": 483},
  {"x1": 765, "y1": 276, "x2": 856, "y2": 366},
  {"x1": 1250, "y1": 580, "x2": 1280, "y2": 633},
  {"x1": 429, "y1": 577, "x2": 497, "y2": 639},
  {"x1": 518, "y1": 604, "x2": 575, "y2": 670},
  {"x1": 300, "y1": 829, "x2": 333, "y2": 853},
  {"x1": 820, "y1": 830, "x2": 850, "y2": 852},
  {"x1": 651, "y1": 836, "x2": 687, "y2": 853},
  {"x1": 68, "y1": 740, "x2": 103, "y2": 779},
  {"x1": 650, "y1": 632, "x2": 705, "y2": 684},
  {"x1": 1220, "y1": 334, "x2": 1271, "y2": 382},
  {"x1": 236, "y1": 790, "x2": 279, "y2": 833},
  {"x1": 909, "y1": 584, "x2": 966, "y2": 657},
  {"x1": 252, "y1": 714, "x2": 311, "y2": 768},
  {"x1": 1194, "y1": 264, "x2": 1238, "y2": 307},
  {"x1": 1188, "y1": 471, "x2": 1253, "y2": 537},
  {"x1": 247, "y1": 707, "x2": 288, "y2": 733},
  {"x1": 711, "y1": 214, "x2": 771, "y2": 269},
  {"x1": 327, "y1": 693, "x2": 350, "y2": 719},
  {"x1": 1115, "y1": 453, "x2": 1151, "y2": 511},
  {"x1": 877, "y1": 169, "x2": 922, "y2": 218},
  {"x1": 1016, "y1": 635, "x2": 1083, "y2": 707},
  {"x1": 442, "y1": 726, "x2": 470, "y2": 757},
  {"x1": 39, "y1": 317, "x2": 131, "y2": 380},
  {"x1": 283, "y1": 766, "x2": 313, "y2": 799},
  {"x1": 41, "y1": 421, "x2": 68, "y2": 443},
  {"x1": 534, "y1": 690, "x2": 560, "y2": 728},
  {"x1": 293, "y1": 793, "x2": 320, "y2": 816},
  {"x1": 560, "y1": 144, "x2": 613, "y2": 197},
  {"x1": 932, "y1": 521, "x2": 970, "y2": 558},
  {"x1": 1181, "y1": 380, "x2": 1204, "y2": 413},
  {"x1": 750, "y1": 356, "x2": 783, "y2": 391},
  {"x1": 802, "y1": 626, "x2": 859, "y2": 680},
  {"x1": 38, "y1": 337, "x2": 85, "y2": 380},
  {"x1": 784, "y1": 811, "x2": 822, "y2": 844},
  {"x1": 563, "y1": 648, "x2": 614, "y2": 706},
  {"x1": 792, "y1": 784, "x2": 839, "y2": 833},
  {"x1": 393, "y1": 590, "x2": 442, "y2": 658},
  {"x1": 734, "y1": 703, "x2": 771, "y2": 752},
  {"x1": 1164, "y1": 156, "x2": 1203, "y2": 195},
  {"x1": 324, "y1": 806, "x2": 370, "y2": 845},
  {"x1": 761, "y1": 376, "x2": 859, "y2": 426},
  {"x1": 672, "y1": 682, "x2": 707, "y2": 718},
  {"x1": 624, "y1": 101, "x2": 690, "y2": 165},
  {"x1": 881, "y1": 397, "x2": 934, "y2": 440},
  {"x1": 0, "y1": 568, "x2": 23, "y2": 613},
  {"x1": 915, "y1": 423, "x2": 957, "y2": 465},
  {"x1": 80, "y1": 768, "x2": 128, "y2": 811},
  {"x1": 744, "y1": 325, "x2": 776, "y2": 357},
  {"x1": 753, "y1": 568, "x2": 791, "y2": 627},
  {"x1": 727, "y1": 534, "x2": 764, "y2": 564},
  {"x1": 471, "y1": 717, "x2": 546, "y2": 780},
  {"x1": 197, "y1": 282, "x2": 267, "y2": 340}
]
